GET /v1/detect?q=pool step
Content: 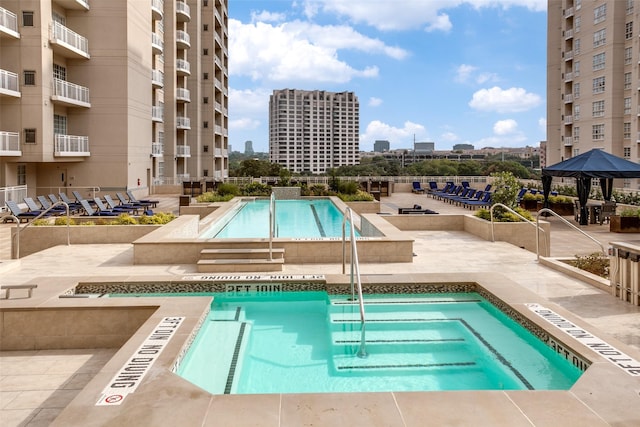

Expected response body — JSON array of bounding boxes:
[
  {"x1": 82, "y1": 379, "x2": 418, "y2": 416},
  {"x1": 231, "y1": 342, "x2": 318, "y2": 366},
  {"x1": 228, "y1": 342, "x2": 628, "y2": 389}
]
[{"x1": 197, "y1": 248, "x2": 285, "y2": 272}]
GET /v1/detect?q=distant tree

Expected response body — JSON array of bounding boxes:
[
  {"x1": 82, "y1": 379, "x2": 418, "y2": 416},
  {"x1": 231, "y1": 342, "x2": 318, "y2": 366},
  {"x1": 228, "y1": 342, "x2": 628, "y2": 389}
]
[
  {"x1": 232, "y1": 159, "x2": 281, "y2": 177},
  {"x1": 483, "y1": 161, "x2": 531, "y2": 179}
]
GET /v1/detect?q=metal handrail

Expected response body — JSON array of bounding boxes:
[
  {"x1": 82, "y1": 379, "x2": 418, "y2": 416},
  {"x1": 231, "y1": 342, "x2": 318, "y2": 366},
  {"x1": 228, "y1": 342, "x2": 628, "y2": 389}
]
[
  {"x1": 11, "y1": 201, "x2": 71, "y2": 258},
  {"x1": 342, "y1": 207, "x2": 367, "y2": 358},
  {"x1": 268, "y1": 192, "x2": 275, "y2": 260},
  {"x1": 489, "y1": 203, "x2": 548, "y2": 259},
  {"x1": 535, "y1": 208, "x2": 606, "y2": 262}
]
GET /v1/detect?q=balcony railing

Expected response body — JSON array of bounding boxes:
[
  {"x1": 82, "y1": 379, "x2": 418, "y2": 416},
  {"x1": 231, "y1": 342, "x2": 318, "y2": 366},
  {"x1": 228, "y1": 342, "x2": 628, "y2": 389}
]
[
  {"x1": 564, "y1": 115, "x2": 573, "y2": 124},
  {"x1": 564, "y1": 7, "x2": 574, "y2": 18},
  {"x1": 152, "y1": 106, "x2": 164, "y2": 122},
  {"x1": 564, "y1": 50, "x2": 573, "y2": 61},
  {"x1": 176, "y1": 1, "x2": 191, "y2": 21},
  {"x1": 176, "y1": 116, "x2": 191, "y2": 129},
  {"x1": 52, "y1": 78, "x2": 90, "y2": 107},
  {"x1": 563, "y1": 94, "x2": 573, "y2": 104},
  {"x1": 50, "y1": 21, "x2": 90, "y2": 59},
  {"x1": 151, "y1": 69, "x2": 164, "y2": 87},
  {"x1": 564, "y1": 29, "x2": 573, "y2": 39},
  {"x1": 563, "y1": 137, "x2": 574, "y2": 146},
  {"x1": 151, "y1": 0, "x2": 164, "y2": 20},
  {"x1": 54, "y1": 134, "x2": 90, "y2": 157},
  {"x1": 0, "y1": 6, "x2": 19, "y2": 38},
  {"x1": 564, "y1": 72, "x2": 573, "y2": 82},
  {"x1": 176, "y1": 30, "x2": 190, "y2": 48},
  {"x1": 53, "y1": 0, "x2": 89, "y2": 10},
  {"x1": 0, "y1": 131, "x2": 21, "y2": 156},
  {"x1": 176, "y1": 87, "x2": 190, "y2": 102},
  {"x1": 176, "y1": 145, "x2": 191, "y2": 157},
  {"x1": 176, "y1": 173, "x2": 190, "y2": 181},
  {"x1": 0, "y1": 69, "x2": 20, "y2": 97},
  {"x1": 152, "y1": 32, "x2": 164, "y2": 54},
  {"x1": 151, "y1": 142, "x2": 164, "y2": 157},
  {"x1": 176, "y1": 59, "x2": 191, "y2": 75}
]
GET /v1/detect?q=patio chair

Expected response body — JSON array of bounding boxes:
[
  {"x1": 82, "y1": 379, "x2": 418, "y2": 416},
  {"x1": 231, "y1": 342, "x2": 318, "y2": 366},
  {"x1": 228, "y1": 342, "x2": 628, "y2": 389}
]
[
  {"x1": 103, "y1": 195, "x2": 139, "y2": 214},
  {"x1": 23, "y1": 197, "x2": 52, "y2": 217},
  {"x1": 4, "y1": 200, "x2": 41, "y2": 223},
  {"x1": 411, "y1": 181, "x2": 425, "y2": 194},
  {"x1": 36, "y1": 195, "x2": 66, "y2": 215},
  {"x1": 58, "y1": 193, "x2": 83, "y2": 213},
  {"x1": 94, "y1": 197, "x2": 129, "y2": 215},
  {"x1": 426, "y1": 181, "x2": 439, "y2": 193},
  {"x1": 116, "y1": 192, "x2": 150, "y2": 209},
  {"x1": 72, "y1": 190, "x2": 97, "y2": 207},
  {"x1": 464, "y1": 192, "x2": 492, "y2": 209},
  {"x1": 126, "y1": 190, "x2": 158, "y2": 208},
  {"x1": 600, "y1": 201, "x2": 616, "y2": 225},
  {"x1": 79, "y1": 199, "x2": 119, "y2": 216}
]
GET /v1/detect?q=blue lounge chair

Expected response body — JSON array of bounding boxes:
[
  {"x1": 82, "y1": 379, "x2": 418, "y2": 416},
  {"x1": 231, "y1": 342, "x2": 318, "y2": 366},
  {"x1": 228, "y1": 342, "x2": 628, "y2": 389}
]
[
  {"x1": 23, "y1": 197, "x2": 51, "y2": 217},
  {"x1": 79, "y1": 199, "x2": 119, "y2": 216},
  {"x1": 411, "y1": 181, "x2": 425, "y2": 194},
  {"x1": 103, "y1": 195, "x2": 140, "y2": 214},
  {"x1": 126, "y1": 190, "x2": 158, "y2": 208},
  {"x1": 37, "y1": 195, "x2": 66, "y2": 215},
  {"x1": 4, "y1": 200, "x2": 41, "y2": 223},
  {"x1": 94, "y1": 197, "x2": 129, "y2": 215},
  {"x1": 464, "y1": 192, "x2": 492, "y2": 209},
  {"x1": 57, "y1": 193, "x2": 83, "y2": 213},
  {"x1": 116, "y1": 192, "x2": 150, "y2": 209},
  {"x1": 426, "y1": 181, "x2": 439, "y2": 193}
]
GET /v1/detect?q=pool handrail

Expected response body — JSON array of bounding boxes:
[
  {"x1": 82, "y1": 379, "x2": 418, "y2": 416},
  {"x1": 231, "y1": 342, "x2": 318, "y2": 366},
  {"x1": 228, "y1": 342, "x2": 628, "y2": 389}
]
[
  {"x1": 342, "y1": 207, "x2": 367, "y2": 358},
  {"x1": 489, "y1": 203, "x2": 548, "y2": 257},
  {"x1": 268, "y1": 192, "x2": 275, "y2": 260},
  {"x1": 10, "y1": 201, "x2": 71, "y2": 259}
]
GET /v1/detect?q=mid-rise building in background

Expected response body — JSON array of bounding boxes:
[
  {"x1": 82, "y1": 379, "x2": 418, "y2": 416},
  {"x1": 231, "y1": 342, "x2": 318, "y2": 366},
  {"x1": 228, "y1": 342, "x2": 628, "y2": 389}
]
[
  {"x1": 0, "y1": 0, "x2": 228, "y2": 197},
  {"x1": 269, "y1": 89, "x2": 359, "y2": 174},
  {"x1": 373, "y1": 140, "x2": 390, "y2": 153},
  {"x1": 547, "y1": 0, "x2": 637, "y2": 187}
]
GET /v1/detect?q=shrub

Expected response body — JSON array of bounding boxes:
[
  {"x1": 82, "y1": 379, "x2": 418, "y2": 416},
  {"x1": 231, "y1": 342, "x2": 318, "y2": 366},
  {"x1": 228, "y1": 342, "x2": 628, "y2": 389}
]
[
  {"x1": 337, "y1": 180, "x2": 359, "y2": 195},
  {"x1": 619, "y1": 208, "x2": 640, "y2": 217},
  {"x1": 31, "y1": 219, "x2": 51, "y2": 226},
  {"x1": 336, "y1": 190, "x2": 375, "y2": 202},
  {"x1": 489, "y1": 171, "x2": 521, "y2": 209},
  {"x1": 308, "y1": 184, "x2": 328, "y2": 196},
  {"x1": 570, "y1": 252, "x2": 609, "y2": 278},
  {"x1": 215, "y1": 183, "x2": 240, "y2": 196},
  {"x1": 474, "y1": 206, "x2": 533, "y2": 222},
  {"x1": 196, "y1": 192, "x2": 235, "y2": 203},
  {"x1": 54, "y1": 217, "x2": 77, "y2": 226},
  {"x1": 110, "y1": 214, "x2": 138, "y2": 225},
  {"x1": 241, "y1": 182, "x2": 271, "y2": 196},
  {"x1": 548, "y1": 195, "x2": 573, "y2": 204}
]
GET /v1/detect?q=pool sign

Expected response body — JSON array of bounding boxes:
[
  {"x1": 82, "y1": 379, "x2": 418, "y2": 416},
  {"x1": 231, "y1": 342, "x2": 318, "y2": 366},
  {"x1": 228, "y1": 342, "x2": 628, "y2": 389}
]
[
  {"x1": 527, "y1": 304, "x2": 640, "y2": 377},
  {"x1": 96, "y1": 317, "x2": 184, "y2": 406}
]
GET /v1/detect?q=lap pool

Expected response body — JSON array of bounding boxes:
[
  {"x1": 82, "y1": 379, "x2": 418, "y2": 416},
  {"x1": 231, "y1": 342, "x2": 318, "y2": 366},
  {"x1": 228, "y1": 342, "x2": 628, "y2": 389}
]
[
  {"x1": 199, "y1": 198, "x2": 360, "y2": 239},
  {"x1": 173, "y1": 291, "x2": 583, "y2": 394}
]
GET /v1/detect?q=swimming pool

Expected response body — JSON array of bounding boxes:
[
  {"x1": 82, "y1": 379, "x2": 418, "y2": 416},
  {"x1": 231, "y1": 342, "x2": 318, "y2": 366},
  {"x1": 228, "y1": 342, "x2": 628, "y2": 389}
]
[
  {"x1": 199, "y1": 199, "x2": 359, "y2": 239},
  {"x1": 175, "y1": 291, "x2": 583, "y2": 394}
]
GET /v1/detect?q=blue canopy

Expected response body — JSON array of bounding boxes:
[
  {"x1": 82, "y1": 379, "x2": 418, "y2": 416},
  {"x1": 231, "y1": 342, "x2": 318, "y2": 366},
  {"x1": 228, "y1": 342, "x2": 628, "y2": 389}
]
[{"x1": 541, "y1": 149, "x2": 640, "y2": 224}]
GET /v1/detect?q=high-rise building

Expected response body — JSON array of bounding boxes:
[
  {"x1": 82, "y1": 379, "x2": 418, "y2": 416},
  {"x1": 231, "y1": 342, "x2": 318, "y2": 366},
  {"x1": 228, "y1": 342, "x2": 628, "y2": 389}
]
[
  {"x1": 0, "y1": 0, "x2": 228, "y2": 196},
  {"x1": 373, "y1": 140, "x2": 390, "y2": 153},
  {"x1": 547, "y1": 0, "x2": 636, "y2": 186},
  {"x1": 269, "y1": 89, "x2": 359, "y2": 174},
  {"x1": 244, "y1": 140, "x2": 254, "y2": 155}
]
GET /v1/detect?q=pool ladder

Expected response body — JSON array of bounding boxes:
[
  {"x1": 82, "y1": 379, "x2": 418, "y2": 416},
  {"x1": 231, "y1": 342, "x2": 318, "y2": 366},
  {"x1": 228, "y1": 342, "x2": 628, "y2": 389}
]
[{"x1": 342, "y1": 207, "x2": 367, "y2": 358}]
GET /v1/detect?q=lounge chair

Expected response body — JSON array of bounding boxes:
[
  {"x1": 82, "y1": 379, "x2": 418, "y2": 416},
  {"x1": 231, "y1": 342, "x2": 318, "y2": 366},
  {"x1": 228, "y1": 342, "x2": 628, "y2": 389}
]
[
  {"x1": 37, "y1": 195, "x2": 66, "y2": 215},
  {"x1": 426, "y1": 181, "x2": 439, "y2": 193},
  {"x1": 464, "y1": 192, "x2": 492, "y2": 209},
  {"x1": 23, "y1": 197, "x2": 52, "y2": 217},
  {"x1": 4, "y1": 200, "x2": 41, "y2": 222},
  {"x1": 58, "y1": 193, "x2": 83, "y2": 213},
  {"x1": 126, "y1": 190, "x2": 159, "y2": 208},
  {"x1": 79, "y1": 199, "x2": 119, "y2": 216},
  {"x1": 103, "y1": 195, "x2": 140, "y2": 214},
  {"x1": 398, "y1": 204, "x2": 438, "y2": 214},
  {"x1": 411, "y1": 181, "x2": 425, "y2": 194},
  {"x1": 430, "y1": 182, "x2": 453, "y2": 199},
  {"x1": 72, "y1": 190, "x2": 97, "y2": 207},
  {"x1": 94, "y1": 197, "x2": 129, "y2": 215},
  {"x1": 116, "y1": 192, "x2": 150, "y2": 209}
]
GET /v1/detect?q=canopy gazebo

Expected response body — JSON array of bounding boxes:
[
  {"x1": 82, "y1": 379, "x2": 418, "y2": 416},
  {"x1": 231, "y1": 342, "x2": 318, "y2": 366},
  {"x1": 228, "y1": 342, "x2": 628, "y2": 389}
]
[{"x1": 542, "y1": 149, "x2": 640, "y2": 225}]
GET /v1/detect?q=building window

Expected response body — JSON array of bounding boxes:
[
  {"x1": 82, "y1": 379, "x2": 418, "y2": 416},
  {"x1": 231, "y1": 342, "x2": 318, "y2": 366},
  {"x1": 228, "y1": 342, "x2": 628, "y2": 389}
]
[
  {"x1": 53, "y1": 114, "x2": 67, "y2": 135},
  {"x1": 24, "y1": 128, "x2": 36, "y2": 144},
  {"x1": 624, "y1": 122, "x2": 631, "y2": 139},
  {"x1": 203, "y1": 0, "x2": 208, "y2": 5},
  {"x1": 203, "y1": 169, "x2": 209, "y2": 177},
  {"x1": 573, "y1": 38, "x2": 580, "y2": 55},
  {"x1": 592, "y1": 76, "x2": 605, "y2": 94},
  {"x1": 23, "y1": 71, "x2": 35, "y2": 86},
  {"x1": 592, "y1": 100, "x2": 604, "y2": 117},
  {"x1": 203, "y1": 72, "x2": 209, "y2": 80},
  {"x1": 625, "y1": 72, "x2": 632, "y2": 90},
  {"x1": 22, "y1": 11, "x2": 34, "y2": 27},
  {"x1": 573, "y1": 82, "x2": 580, "y2": 98},
  {"x1": 203, "y1": 48, "x2": 208, "y2": 55},
  {"x1": 575, "y1": 16, "x2": 581, "y2": 32},
  {"x1": 573, "y1": 60, "x2": 580, "y2": 77},
  {"x1": 624, "y1": 97, "x2": 632, "y2": 115},
  {"x1": 593, "y1": 28, "x2": 606, "y2": 47},
  {"x1": 628, "y1": 0, "x2": 634, "y2": 14},
  {"x1": 203, "y1": 145, "x2": 209, "y2": 153},
  {"x1": 626, "y1": 22, "x2": 633, "y2": 39},
  {"x1": 592, "y1": 52, "x2": 605, "y2": 71},
  {"x1": 592, "y1": 124, "x2": 604, "y2": 140},
  {"x1": 53, "y1": 64, "x2": 66, "y2": 81},
  {"x1": 17, "y1": 165, "x2": 26, "y2": 186},
  {"x1": 624, "y1": 147, "x2": 631, "y2": 158},
  {"x1": 594, "y1": 4, "x2": 606, "y2": 24},
  {"x1": 203, "y1": 97, "x2": 209, "y2": 104},
  {"x1": 625, "y1": 47, "x2": 632, "y2": 65},
  {"x1": 574, "y1": 104, "x2": 580, "y2": 120},
  {"x1": 203, "y1": 24, "x2": 208, "y2": 31},
  {"x1": 203, "y1": 121, "x2": 209, "y2": 128},
  {"x1": 574, "y1": 126, "x2": 580, "y2": 143}
]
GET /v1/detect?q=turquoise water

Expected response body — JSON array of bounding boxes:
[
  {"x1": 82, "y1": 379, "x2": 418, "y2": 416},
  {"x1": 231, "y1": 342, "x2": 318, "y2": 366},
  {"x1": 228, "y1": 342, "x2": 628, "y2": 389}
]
[
  {"x1": 176, "y1": 292, "x2": 583, "y2": 394},
  {"x1": 199, "y1": 199, "x2": 359, "y2": 238}
]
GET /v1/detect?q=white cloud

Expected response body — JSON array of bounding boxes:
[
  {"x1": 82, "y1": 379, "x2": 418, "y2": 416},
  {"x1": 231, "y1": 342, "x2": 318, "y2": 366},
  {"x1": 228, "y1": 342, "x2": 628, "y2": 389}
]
[
  {"x1": 455, "y1": 64, "x2": 477, "y2": 83},
  {"x1": 251, "y1": 10, "x2": 286, "y2": 23},
  {"x1": 368, "y1": 97, "x2": 383, "y2": 107},
  {"x1": 228, "y1": 88, "x2": 270, "y2": 133},
  {"x1": 229, "y1": 19, "x2": 406, "y2": 83},
  {"x1": 455, "y1": 65, "x2": 499, "y2": 85},
  {"x1": 538, "y1": 117, "x2": 547, "y2": 133},
  {"x1": 360, "y1": 120, "x2": 427, "y2": 149},
  {"x1": 440, "y1": 131, "x2": 459, "y2": 143},
  {"x1": 493, "y1": 119, "x2": 518, "y2": 135},
  {"x1": 475, "y1": 72, "x2": 499, "y2": 84},
  {"x1": 469, "y1": 86, "x2": 542, "y2": 113},
  {"x1": 229, "y1": 117, "x2": 261, "y2": 131},
  {"x1": 303, "y1": 0, "x2": 546, "y2": 32}
]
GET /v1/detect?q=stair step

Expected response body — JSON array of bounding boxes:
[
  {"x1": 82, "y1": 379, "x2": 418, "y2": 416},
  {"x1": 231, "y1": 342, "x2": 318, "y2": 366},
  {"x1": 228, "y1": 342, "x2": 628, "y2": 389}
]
[
  {"x1": 197, "y1": 258, "x2": 284, "y2": 273},
  {"x1": 200, "y1": 248, "x2": 285, "y2": 260},
  {"x1": 332, "y1": 351, "x2": 479, "y2": 373}
]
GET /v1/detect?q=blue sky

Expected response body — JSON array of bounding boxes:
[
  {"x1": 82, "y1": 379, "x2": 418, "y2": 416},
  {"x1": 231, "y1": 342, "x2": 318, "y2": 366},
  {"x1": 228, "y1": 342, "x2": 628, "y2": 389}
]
[{"x1": 227, "y1": 0, "x2": 548, "y2": 153}]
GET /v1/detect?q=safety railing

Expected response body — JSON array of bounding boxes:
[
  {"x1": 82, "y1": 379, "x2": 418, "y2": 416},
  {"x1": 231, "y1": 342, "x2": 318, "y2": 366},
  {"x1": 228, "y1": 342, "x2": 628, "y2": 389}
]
[
  {"x1": 342, "y1": 207, "x2": 367, "y2": 358},
  {"x1": 268, "y1": 192, "x2": 276, "y2": 260},
  {"x1": 9, "y1": 202, "x2": 70, "y2": 259},
  {"x1": 489, "y1": 203, "x2": 548, "y2": 259}
]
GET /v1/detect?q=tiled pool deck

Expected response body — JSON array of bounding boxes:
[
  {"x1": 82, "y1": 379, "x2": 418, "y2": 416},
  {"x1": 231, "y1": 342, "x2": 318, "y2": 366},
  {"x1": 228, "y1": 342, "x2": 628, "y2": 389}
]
[{"x1": 1, "y1": 192, "x2": 639, "y2": 426}]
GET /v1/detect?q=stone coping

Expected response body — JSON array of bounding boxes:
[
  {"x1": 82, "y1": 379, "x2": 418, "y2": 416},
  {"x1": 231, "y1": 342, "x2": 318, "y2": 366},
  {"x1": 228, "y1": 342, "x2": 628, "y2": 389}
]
[{"x1": 6, "y1": 272, "x2": 632, "y2": 426}]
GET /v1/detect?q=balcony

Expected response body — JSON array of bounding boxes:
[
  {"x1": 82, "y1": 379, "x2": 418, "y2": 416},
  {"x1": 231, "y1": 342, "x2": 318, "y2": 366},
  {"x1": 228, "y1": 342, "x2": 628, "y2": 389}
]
[
  {"x1": 564, "y1": 72, "x2": 573, "y2": 82},
  {"x1": 563, "y1": 50, "x2": 573, "y2": 61},
  {"x1": 0, "y1": 69, "x2": 20, "y2": 98},
  {"x1": 0, "y1": 6, "x2": 20, "y2": 39},
  {"x1": 176, "y1": 87, "x2": 190, "y2": 102},
  {"x1": 152, "y1": 32, "x2": 164, "y2": 55},
  {"x1": 564, "y1": 115, "x2": 573, "y2": 125},
  {"x1": 53, "y1": 0, "x2": 89, "y2": 10},
  {"x1": 564, "y1": 7, "x2": 574, "y2": 18},
  {"x1": 54, "y1": 134, "x2": 90, "y2": 157},
  {"x1": 176, "y1": 59, "x2": 191, "y2": 75},
  {"x1": 176, "y1": 30, "x2": 190, "y2": 49},
  {"x1": 0, "y1": 131, "x2": 21, "y2": 156},
  {"x1": 51, "y1": 78, "x2": 90, "y2": 107},
  {"x1": 151, "y1": 0, "x2": 164, "y2": 20},
  {"x1": 152, "y1": 106, "x2": 164, "y2": 122},
  {"x1": 214, "y1": 147, "x2": 228, "y2": 158},
  {"x1": 176, "y1": 145, "x2": 191, "y2": 157},
  {"x1": 563, "y1": 137, "x2": 573, "y2": 146},
  {"x1": 151, "y1": 69, "x2": 164, "y2": 88},
  {"x1": 564, "y1": 29, "x2": 573, "y2": 40},
  {"x1": 151, "y1": 142, "x2": 164, "y2": 157},
  {"x1": 50, "y1": 21, "x2": 89, "y2": 59},
  {"x1": 563, "y1": 94, "x2": 573, "y2": 104},
  {"x1": 176, "y1": 116, "x2": 191, "y2": 129},
  {"x1": 176, "y1": 1, "x2": 191, "y2": 22}
]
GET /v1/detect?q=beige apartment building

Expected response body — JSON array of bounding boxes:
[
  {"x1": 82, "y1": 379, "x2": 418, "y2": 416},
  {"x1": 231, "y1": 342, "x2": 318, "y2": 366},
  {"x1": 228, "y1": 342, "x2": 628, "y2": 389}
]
[
  {"x1": 269, "y1": 89, "x2": 360, "y2": 174},
  {"x1": 0, "y1": 0, "x2": 228, "y2": 199},
  {"x1": 547, "y1": 0, "x2": 638, "y2": 187}
]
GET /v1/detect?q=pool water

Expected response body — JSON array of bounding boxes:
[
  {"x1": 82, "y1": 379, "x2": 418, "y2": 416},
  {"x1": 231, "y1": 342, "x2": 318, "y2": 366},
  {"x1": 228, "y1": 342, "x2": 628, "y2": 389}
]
[
  {"x1": 176, "y1": 292, "x2": 583, "y2": 394},
  {"x1": 199, "y1": 199, "x2": 359, "y2": 238}
]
